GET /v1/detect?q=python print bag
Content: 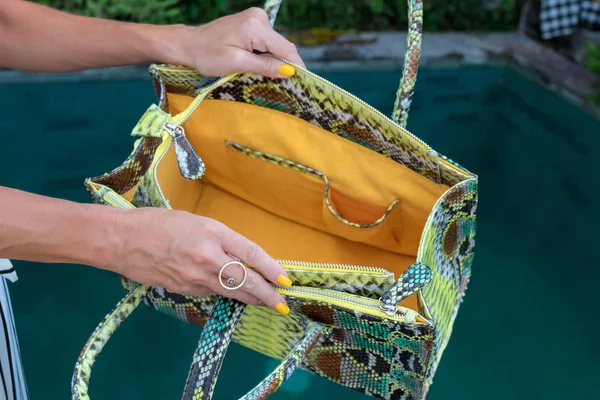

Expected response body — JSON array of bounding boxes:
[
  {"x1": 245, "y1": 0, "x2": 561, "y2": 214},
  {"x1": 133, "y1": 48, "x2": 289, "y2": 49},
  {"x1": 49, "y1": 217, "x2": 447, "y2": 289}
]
[{"x1": 71, "y1": 0, "x2": 478, "y2": 399}]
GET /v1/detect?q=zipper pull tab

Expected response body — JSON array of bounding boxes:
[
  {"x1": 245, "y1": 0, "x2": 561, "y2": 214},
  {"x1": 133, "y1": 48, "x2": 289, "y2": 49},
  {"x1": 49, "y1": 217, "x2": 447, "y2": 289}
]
[
  {"x1": 164, "y1": 123, "x2": 205, "y2": 180},
  {"x1": 379, "y1": 262, "x2": 433, "y2": 316}
]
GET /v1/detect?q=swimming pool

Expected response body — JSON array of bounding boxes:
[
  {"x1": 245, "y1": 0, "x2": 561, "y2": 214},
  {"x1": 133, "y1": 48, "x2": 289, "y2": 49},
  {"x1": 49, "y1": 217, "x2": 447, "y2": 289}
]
[{"x1": 1, "y1": 64, "x2": 598, "y2": 399}]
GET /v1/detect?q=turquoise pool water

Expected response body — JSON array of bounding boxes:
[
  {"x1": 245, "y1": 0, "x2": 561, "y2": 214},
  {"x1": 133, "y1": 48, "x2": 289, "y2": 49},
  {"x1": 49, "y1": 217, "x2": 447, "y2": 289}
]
[{"x1": 1, "y1": 65, "x2": 598, "y2": 399}]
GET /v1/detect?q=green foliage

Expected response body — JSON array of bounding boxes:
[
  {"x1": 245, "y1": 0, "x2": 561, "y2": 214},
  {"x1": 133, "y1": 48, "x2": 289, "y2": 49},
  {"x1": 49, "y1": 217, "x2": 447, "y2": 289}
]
[
  {"x1": 34, "y1": 0, "x2": 517, "y2": 32},
  {"x1": 40, "y1": 0, "x2": 183, "y2": 24},
  {"x1": 585, "y1": 41, "x2": 600, "y2": 103},
  {"x1": 422, "y1": 0, "x2": 515, "y2": 31},
  {"x1": 586, "y1": 42, "x2": 600, "y2": 75},
  {"x1": 85, "y1": 0, "x2": 182, "y2": 24}
]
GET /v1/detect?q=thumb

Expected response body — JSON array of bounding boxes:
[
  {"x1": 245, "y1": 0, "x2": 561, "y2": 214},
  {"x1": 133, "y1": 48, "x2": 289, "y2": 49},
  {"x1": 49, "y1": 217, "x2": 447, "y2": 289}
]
[{"x1": 240, "y1": 52, "x2": 297, "y2": 79}]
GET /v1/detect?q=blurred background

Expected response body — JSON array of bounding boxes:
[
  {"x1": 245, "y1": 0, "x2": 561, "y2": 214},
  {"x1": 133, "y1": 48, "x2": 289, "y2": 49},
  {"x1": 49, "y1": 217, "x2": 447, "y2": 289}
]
[
  {"x1": 35, "y1": 0, "x2": 519, "y2": 30},
  {"x1": 2, "y1": 1, "x2": 599, "y2": 399}
]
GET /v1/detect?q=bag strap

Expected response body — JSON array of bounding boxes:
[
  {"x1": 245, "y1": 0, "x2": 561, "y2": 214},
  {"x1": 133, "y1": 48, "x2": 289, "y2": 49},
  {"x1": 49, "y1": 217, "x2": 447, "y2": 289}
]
[
  {"x1": 71, "y1": 288, "x2": 324, "y2": 400},
  {"x1": 72, "y1": 285, "x2": 150, "y2": 400},
  {"x1": 262, "y1": 0, "x2": 423, "y2": 129},
  {"x1": 182, "y1": 298, "x2": 246, "y2": 399},
  {"x1": 380, "y1": 262, "x2": 433, "y2": 313},
  {"x1": 183, "y1": 297, "x2": 324, "y2": 400}
]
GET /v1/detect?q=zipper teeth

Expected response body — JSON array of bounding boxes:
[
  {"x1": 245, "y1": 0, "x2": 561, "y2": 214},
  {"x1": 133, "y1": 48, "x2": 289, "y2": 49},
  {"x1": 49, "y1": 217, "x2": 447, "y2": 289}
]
[
  {"x1": 278, "y1": 259, "x2": 389, "y2": 275},
  {"x1": 105, "y1": 191, "x2": 135, "y2": 209},
  {"x1": 182, "y1": 84, "x2": 216, "y2": 122},
  {"x1": 279, "y1": 286, "x2": 410, "y2": 320},
  {"x1": 153, "y1": 136, "x2": 172, "y2": 208},
  {"x1": 282, "y1": 286, "x2": 377, "y2": 307}
]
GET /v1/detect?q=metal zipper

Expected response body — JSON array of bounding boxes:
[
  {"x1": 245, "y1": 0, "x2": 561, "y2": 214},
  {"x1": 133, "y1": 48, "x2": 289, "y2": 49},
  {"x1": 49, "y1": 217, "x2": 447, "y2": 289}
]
[
  {"x1": 178, "y1": 82, "x2": 222, "y2": 124},
  {"x1": 147, "y1": 123, "x2": 192, "y2": 209},
  {"x1": 278, "y1": 285, "x2": 418, "y2": 322},
  {"x1": 101, "y1": 187, "x2": 136, "y2": 209},
  {"x1": 164, "y1": 122, "x2": 184, "y2": 138},
  {"x1": 278, "y1": 259, "x2": 390, "y2": 275},
  {"x1": 276, "y1": 261, "x2": 412, "y2": 319},
  {"x1": 152, "y1": 131, "x2": 174, "y2": 209}
]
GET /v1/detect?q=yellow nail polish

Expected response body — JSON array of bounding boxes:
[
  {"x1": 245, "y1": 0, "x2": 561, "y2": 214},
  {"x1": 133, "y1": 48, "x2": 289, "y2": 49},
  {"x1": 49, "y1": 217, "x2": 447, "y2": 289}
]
[
  {"x1": 279, "y1": 64, "x2": 295, "y2": 77},
  {"x1": 275, "y1": 303, "x2": 290, "y2": 316},
  {"x1": 277, "y1": 275, "x2": 292, "y2": 288}
]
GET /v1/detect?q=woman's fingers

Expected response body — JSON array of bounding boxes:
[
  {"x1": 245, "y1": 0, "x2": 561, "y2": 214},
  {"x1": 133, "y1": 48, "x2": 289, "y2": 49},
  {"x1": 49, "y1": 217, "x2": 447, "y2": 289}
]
[
  {"x1": 216, "y1": 255, "x2": 289, "y2": 315},
  {"x1": 258, "y1": 26, "x2": 304, "y2": 68},
  {"x1": 233, "y1": 12, "x2": 304, "y2": 78},
  {"x1": 203, "y1": 265, "x2": 271, "y2": 308},
  {"x1": 164, "y1": 260, "x2": 265, "y2": 308},
  {"x1": 234, "y1": 50, "x2": 297, "y2": 79},
  {"x1": 219, "y1": 225, "x2": 292, "y2": 289},
  {"x1": 214, "y1": 226, "x2": 291, "y2": 315},
  {"x1": 240, "y1": 7, "x2": 304, "y2": 68},
  {"x1": 179, "y1": 6, "x2": 305, "y2": 78}
]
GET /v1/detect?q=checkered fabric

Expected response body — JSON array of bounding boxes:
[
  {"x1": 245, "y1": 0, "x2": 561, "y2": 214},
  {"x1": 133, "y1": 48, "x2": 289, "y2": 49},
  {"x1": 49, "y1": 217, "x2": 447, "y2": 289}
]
[
  {"x1": 540, "y1": 0, "x2": 600, "y2": 39},
  {"x1": 0, "y1": 262, "x2": 29, "y2": 400}
]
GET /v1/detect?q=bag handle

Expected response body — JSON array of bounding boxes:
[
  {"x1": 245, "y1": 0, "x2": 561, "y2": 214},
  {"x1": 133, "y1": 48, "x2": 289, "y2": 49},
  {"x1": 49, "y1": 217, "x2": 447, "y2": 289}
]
[
  {"x1": 262, "y1": 0, "x2": 423, "y2": 128},
  {"x1": 71, "y1": 287, "x2": 324, "y2": 400},
  {"x1": 182, "y1": 297, "x2": 324, "y2": 399},
  {"x1": 72, "y1": 285, "x2": 149, "y2": 400}
]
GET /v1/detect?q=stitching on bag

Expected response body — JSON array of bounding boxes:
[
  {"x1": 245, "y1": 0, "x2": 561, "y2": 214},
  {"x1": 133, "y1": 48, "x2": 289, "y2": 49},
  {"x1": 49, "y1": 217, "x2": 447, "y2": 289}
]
[{"x1": 224, "y1": 140, "x2": 400, "y2": 229}]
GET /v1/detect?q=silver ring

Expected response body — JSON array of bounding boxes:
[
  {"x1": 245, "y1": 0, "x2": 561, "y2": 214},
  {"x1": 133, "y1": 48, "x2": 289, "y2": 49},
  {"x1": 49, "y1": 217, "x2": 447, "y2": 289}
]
[{"x1": 219, "y1": 260, "x2": 247, "y2": 290}]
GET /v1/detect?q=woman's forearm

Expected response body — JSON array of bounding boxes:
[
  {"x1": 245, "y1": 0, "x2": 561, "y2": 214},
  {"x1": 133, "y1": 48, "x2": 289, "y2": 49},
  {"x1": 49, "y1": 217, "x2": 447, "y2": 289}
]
[
  {"x1": 0, "y1": 0, "x2": 188, "y2": 72},
  {"x1": 0, "y1": 186, "x2": 123, "y2": 269},
  {"x1": 0, "y1": 2, "x2": 303, "y2": 78}
]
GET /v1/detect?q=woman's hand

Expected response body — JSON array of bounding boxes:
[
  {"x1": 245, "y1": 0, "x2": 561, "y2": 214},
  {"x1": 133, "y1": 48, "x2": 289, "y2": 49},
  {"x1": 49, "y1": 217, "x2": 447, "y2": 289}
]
[
  {"x1": 0, "y1": 187, "x2": 292, "y2": 315},
  {"x1": 0, "y1": 2, "x2": 303, "y2": 77},
  {"x1": 174, "y1": 7, "x2": 303, "y2": 78},
  {"x1": 113, "y1": 207, "x2": 292, "y2": 315}
]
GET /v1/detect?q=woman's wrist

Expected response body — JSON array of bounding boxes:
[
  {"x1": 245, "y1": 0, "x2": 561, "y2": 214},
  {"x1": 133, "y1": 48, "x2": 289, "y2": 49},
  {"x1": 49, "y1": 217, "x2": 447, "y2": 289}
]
[
  {"x1": 41, "y1": 202, "x2": 128, "y2": 272},
  {"x1": 80, "y1": 206, "x2": 116, "y2": 273},
  {"x1": 79, "y1": 204, "x2": 136, "y2": 275},
  {"x1": 133, "y1": 22, "x2": 195, "y2": 68},
  {"x1": 0, "y1": 187, "x2": 126, "y2": 271}
]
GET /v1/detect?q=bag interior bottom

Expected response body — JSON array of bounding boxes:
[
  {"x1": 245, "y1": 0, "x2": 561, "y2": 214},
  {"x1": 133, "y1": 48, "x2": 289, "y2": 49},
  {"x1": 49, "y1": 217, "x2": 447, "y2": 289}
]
[{"x1": 137, "y1": 94, "x2": 451, "y2": 311}]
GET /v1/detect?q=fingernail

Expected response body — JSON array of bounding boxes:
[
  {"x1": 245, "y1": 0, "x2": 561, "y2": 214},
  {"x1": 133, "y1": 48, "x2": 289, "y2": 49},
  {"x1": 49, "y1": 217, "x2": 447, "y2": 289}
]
[
  {"x1": 277, "y1": 275, "x2": 292, "y2": 288},
  {"x1": 279, "y1": 64, "x2": 295, "y2": 77},
  {"x1": 275, "y1": 303, "x2": 290, "y2": 316}
]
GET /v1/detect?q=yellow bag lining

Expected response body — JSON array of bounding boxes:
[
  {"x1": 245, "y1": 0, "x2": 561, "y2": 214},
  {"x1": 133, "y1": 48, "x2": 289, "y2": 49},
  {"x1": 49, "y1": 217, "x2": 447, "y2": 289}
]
[{"x1": 153, "y1": 94, "x2": 449, "y2": 310}]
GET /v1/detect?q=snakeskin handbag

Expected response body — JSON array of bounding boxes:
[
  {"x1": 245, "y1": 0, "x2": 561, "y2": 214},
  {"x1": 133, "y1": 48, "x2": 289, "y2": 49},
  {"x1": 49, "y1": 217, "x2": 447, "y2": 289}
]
[{"x1": 71, "y1": 0, "x2": 478, "y2": 399}]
